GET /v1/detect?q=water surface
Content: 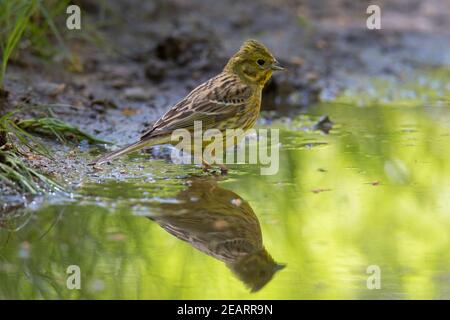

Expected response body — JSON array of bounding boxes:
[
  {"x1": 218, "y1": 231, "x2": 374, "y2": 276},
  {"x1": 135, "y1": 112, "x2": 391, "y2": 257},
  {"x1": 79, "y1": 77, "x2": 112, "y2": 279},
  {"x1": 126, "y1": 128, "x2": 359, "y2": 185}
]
[{"x1": 1, "y1": 103, "x2": 449, "y2": 299}]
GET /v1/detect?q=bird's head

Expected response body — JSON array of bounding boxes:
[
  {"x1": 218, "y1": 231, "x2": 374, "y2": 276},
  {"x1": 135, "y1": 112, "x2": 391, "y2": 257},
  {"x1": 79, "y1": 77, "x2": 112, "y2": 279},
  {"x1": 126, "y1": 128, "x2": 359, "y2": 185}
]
[
  {"x1": 224, "y1": 39, "x2": 284, "y2": 87},
  {"x1": 228, "y1": 248, "x2": 286, "y2": 293}
]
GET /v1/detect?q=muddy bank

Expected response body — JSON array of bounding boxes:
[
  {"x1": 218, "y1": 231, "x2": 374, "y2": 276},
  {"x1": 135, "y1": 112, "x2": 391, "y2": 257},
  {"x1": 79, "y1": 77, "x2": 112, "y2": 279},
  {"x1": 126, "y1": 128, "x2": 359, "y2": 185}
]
[{"x1": 1, "y1": 0, "x2": 450, "y2": 202}]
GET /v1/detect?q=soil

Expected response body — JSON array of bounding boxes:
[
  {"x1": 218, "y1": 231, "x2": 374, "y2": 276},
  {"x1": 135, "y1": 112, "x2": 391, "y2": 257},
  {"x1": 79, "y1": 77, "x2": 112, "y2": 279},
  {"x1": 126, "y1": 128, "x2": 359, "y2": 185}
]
[{"x1": 1, "y1": 0, "x2": 450, "y2": 203}]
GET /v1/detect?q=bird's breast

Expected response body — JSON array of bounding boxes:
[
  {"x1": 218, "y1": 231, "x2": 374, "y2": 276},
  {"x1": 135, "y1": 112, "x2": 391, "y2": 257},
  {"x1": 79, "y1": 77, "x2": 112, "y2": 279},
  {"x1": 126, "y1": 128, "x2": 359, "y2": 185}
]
[{"x1": 240, "y1": 93, "x2": 262, "y2": 130}]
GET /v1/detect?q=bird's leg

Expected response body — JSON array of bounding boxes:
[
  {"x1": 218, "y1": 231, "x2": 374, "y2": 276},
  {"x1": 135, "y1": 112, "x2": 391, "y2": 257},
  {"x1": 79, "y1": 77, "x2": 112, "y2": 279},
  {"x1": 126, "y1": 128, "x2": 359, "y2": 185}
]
[
  {"x1": 202, "y1": 159, "x2": 212, "y2": 172},
  {"x1": 201, "y1": 149, "x2": 227, "y2": 174},
  {"x1": 210, "y1": 148, "x2": 228, "y2": 175},
  {"x1": 202, "y1": 159, "x2": 228, "y2": 175}
]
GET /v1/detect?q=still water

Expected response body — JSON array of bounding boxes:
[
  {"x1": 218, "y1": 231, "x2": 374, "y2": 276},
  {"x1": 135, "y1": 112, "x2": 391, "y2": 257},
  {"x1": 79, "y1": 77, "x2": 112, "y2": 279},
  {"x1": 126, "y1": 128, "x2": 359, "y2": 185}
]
[{"x1": 1, "y1": 103, "x2": 449, "y2": 299}]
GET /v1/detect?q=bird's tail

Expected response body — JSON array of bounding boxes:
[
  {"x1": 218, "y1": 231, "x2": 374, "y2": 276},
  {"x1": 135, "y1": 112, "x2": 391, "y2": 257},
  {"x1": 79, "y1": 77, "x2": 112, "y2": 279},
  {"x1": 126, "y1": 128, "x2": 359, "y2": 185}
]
[{"x1": 90, "y1": 137, "x2": 165, "y2": 166}]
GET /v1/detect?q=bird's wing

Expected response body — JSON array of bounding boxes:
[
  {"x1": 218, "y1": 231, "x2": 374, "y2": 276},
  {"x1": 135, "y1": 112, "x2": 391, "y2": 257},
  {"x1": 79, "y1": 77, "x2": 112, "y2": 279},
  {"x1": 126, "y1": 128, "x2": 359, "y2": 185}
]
[{"x1": 140, "y1": 73, "x2": 252, "y2": 140}]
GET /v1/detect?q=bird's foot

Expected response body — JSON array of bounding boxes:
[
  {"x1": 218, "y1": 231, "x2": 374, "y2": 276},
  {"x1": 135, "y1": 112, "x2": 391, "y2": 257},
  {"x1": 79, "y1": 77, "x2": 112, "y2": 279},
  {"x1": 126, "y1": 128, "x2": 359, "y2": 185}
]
[
  {"x1": 202, "y1": 161, "x2": 212, "y2": 172},
  {"x1": 201, "y1": 161, "x2": 228, "y2": 176},
  {"x1": 218, "y1": 164, "x2": 228, "y2": 175}
]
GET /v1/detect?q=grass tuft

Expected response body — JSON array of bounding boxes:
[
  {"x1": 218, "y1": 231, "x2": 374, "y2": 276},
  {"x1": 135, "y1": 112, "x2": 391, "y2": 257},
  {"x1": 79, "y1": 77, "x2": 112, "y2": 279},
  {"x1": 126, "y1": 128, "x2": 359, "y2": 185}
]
[
  {"x1": 0, "y1": 111, "x2": 51, "y2": 157},
  {"x1": 0, "y1": 0, "x2": 36, "y2": 88},
  {"x1": 0, "y1": 109, "x2": 109, "y2": 195},
  {"x1": 0, "y1": 0, "x2": 72, "y2": 88},
  {"x1": 17, "y1": 117, "x2": 111, "y2": 145},
  {"x1": 0, "y1": 110, "x2": 59, "y2": 194},
  {"x1": 0, "y1": 149, "x2": 61, "y2": 194}
]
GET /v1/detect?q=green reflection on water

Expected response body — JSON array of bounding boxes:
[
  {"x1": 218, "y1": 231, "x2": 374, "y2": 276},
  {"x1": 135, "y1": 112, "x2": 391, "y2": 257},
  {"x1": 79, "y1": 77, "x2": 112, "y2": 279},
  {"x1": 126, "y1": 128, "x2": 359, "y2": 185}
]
[{"x1": 1, "y1": 103, "x2": 450, "y2": 299}]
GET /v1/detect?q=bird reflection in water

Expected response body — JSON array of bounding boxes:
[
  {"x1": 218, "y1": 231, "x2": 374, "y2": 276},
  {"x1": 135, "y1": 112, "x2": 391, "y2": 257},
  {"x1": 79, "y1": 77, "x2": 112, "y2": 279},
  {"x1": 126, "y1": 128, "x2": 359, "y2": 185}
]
[{"x1": 148, "y1": 177, "x2": 285, "y2": 292}]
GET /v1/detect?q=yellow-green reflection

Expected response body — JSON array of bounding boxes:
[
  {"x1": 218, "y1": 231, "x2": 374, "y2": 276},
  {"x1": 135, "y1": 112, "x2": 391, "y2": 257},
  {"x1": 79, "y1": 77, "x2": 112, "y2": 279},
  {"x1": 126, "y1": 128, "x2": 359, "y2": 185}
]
[
  {"x1": 0, "y1": 102, "x2": 449, "y2": 299},
  {"x1": 148, "y1": 177, "x2": 285, "y2": 292}
]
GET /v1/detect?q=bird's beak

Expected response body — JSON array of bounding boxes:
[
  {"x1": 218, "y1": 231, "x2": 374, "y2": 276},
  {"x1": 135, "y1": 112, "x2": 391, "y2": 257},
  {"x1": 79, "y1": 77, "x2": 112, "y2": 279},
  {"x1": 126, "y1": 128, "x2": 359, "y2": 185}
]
[
  {"x1": 271, "y1": 60, "x2": 285, "y2": 71},
  {"x1": 274, "y1": 263, "x2": 286, "y2": 272}
]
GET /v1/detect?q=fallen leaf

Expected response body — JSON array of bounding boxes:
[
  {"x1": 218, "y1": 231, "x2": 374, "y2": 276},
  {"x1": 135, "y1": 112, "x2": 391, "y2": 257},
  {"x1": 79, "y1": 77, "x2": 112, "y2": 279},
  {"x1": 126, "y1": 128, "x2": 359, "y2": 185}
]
[
  {"x1": 26, "y1": 154, "x2": 41, "y2": 161},
  {"x1": 121, "y1": 107, "x2": 139, "y2": 117},
  {"x1": 35, "y1": 82, "x2": 66, "y2": 97},
  {"x1": 290, "y1": 56, "x2": 305, "y2": 66},
  {"x1": 312, "y1": 188, "x2": 332, "y2": 194}
]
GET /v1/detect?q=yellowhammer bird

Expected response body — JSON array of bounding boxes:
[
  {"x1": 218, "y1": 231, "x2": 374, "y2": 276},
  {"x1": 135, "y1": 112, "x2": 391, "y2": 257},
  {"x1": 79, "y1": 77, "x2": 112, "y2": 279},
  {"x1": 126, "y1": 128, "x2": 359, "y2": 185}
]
[
  {"x1": 92, "y1": 39, "x2": 284, "y2": 172},
  {"x1": 149, "y1": 177, "x2": 285, "y2": 292}
]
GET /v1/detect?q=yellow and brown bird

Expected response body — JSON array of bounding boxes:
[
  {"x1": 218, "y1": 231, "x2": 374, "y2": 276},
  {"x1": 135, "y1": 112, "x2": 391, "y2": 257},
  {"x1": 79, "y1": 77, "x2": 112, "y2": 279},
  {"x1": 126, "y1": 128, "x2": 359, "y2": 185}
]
[
  {"x1": 92, "y1": 40, "x2": 284, "y2": 172},
  {"x1": 148, "y1": 177, "x2": 285, "y2": 292}
]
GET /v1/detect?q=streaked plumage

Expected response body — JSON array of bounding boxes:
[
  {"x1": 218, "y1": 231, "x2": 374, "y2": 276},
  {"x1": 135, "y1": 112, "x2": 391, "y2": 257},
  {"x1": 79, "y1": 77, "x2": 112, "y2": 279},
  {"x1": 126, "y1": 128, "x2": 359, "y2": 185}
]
[
  {"x1": 92, "y1": 40, "x2": 284, "y2": 171},
  {"x1": 148, "y1": 178, "x2": 285, "y2": 292}
]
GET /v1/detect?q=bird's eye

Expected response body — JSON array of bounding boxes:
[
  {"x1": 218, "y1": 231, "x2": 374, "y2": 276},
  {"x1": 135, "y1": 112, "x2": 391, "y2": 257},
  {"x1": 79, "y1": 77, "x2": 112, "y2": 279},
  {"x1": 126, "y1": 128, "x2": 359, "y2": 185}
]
[{"x1": 257, "y1": 59, "x2": 265, "y2": 66}]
